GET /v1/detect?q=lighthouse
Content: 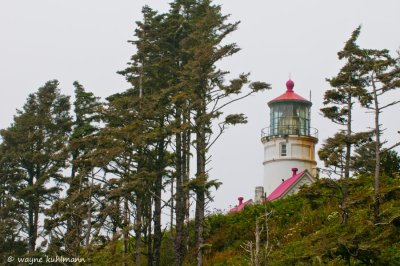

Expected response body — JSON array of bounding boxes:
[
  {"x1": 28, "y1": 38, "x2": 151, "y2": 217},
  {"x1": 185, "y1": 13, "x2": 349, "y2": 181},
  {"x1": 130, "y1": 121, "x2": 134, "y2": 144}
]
[{"x1": 260, "y1": 80, "x2": 318, "y2": 197}]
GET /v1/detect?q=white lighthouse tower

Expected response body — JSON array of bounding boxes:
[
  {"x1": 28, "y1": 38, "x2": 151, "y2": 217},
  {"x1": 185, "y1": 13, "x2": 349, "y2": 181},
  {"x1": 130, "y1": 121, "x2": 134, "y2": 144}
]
[{"x1": 261, "y1": 80, "x2": 318, "y2": 197}]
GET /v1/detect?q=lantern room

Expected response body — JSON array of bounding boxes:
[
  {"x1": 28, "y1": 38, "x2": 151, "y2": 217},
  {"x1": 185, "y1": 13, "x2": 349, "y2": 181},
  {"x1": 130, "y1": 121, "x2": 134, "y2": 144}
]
[{"x1": 266, "y1": 79, "x2": 312, "y2": 137}]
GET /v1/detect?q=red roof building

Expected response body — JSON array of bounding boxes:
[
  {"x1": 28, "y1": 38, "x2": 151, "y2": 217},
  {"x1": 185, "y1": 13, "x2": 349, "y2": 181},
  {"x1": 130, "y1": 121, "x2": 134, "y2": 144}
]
[
  {"x1": 267, "y1": 168, "x2": 315, "y2": 201},
  {"x1": 228, "y1": 168, "x2": 316, "y2": 213},
  {"x1": 228, "y1": 79, "x2": 318, "y2": 212},
  {"x1": 228, "y1": 197, "x2": 253, "y2": 214}
]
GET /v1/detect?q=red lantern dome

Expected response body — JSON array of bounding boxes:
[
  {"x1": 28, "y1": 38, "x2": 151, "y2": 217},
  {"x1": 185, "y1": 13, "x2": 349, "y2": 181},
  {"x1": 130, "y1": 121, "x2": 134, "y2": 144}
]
[{"x1": 268, "y1": 79, "x2": 310, "y2": 105}]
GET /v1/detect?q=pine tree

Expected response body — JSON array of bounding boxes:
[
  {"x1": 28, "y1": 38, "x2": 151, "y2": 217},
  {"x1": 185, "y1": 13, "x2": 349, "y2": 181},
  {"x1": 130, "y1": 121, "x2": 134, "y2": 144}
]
[
  {"x1": 176, "y1": 1, "x2": 270, "y2": 264},
  {"x1": 353, "y1": 142, "x2": 400, "y2": 178},
  {"x1": 43, "y1": 82, "x2": 102, "y2": 256},
  {"x1": 320, "y1": 26, "x2": 371, "y2": 179},
  {"x1": 0, "y1": 145, "x2": 27, "y2": 259},
  {"x1": 0, "y1": 80, "x2": 72, "y2": 252},
  {"x1": 100, "y1": 86, "x2": 173, "y2": 265},
  {"x1": 100, "y1": 90, "x2": 150, "y2": 264},
  {"x1": 66, "y1": 81, "x2": 102, "y2": 255},
  {"x1": 113, "y1": 3, "x2": 269, "y2": 265},
  {"x1": 325, "y1": 26, "x2": 400, "y2": 223},
  {"x1": 118, "y1": 6, "x2": 180, "y2": 265},
  {"x1": 354, "y1": 43, "x2": 400, "y2": 223}
]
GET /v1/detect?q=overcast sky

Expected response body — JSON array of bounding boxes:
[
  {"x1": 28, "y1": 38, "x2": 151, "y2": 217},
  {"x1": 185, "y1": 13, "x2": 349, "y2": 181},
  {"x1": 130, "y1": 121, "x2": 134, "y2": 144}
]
[{"x1": 1, "y1": 0, "x2": 399, "y2": 212}]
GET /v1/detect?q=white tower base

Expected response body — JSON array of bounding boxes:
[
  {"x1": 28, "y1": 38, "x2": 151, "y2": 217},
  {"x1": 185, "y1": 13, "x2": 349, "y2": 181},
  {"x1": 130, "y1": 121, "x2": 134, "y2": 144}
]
[{"x1": 262, "y1": 135, "x2": 317, "y2": 197}]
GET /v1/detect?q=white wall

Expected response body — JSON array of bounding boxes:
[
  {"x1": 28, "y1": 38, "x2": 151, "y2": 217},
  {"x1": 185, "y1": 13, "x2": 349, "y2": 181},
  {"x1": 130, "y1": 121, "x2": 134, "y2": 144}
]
[{"x1": 262, "y1": 136, "x2": 317, "y2": 196}]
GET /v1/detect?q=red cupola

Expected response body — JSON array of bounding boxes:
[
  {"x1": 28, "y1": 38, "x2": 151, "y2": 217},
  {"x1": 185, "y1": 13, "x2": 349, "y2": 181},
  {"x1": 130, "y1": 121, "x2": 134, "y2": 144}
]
[{"x1": 268, "y1": 79, "x2": 310, "y2": 105}]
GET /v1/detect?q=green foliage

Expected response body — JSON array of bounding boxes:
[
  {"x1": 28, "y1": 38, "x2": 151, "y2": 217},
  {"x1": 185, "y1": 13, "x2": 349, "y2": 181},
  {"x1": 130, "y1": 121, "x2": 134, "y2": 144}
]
[
  {"x1": 0, "y1": 80, "x2": 72, "y2": 252},
  {"x1": 353, "y1": 142, "x2": 400, "y2": 178},
  {"x1": 192, "y1": 176, "x2": 400, "y2": 265},
  {"x1": 319, "y1": 26, "x2": 373, "y2": 178}
]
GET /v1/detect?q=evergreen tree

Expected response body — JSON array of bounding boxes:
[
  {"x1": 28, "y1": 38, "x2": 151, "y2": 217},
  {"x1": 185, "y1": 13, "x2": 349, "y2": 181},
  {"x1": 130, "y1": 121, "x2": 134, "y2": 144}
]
[
  {"x1": 43, "y1": 81, "x2": 102, "y2": 257},
  {"x1": 320, "y1": 26, "x2": 371, "y2": 178},
  {"x1": 66, "y1": 81, "x2": 102, "y2": 255},
  {"x1": 99, "y1": 90, "x2": 150, "y2": 265},
  {"x1": 355, "y1": 44, "x2": 400, "y2": 222},
  {"x1": 353, "y1": 142, "x2": 400, "y2": 178},
  {"x1": 325, "y1": 26, "x2": 400, "y2": 222},
  {"x1": 176, "y1": 1, "x2": 270, "y2": 264},
  {"x1": 0, "y1": 145, "x2": 27, "y2": 260},
  {"x1": 100, "y1": 87, "x2": 172, "y2": 265},
  {"x1": 118, "y1": 6, "x2": 179, "y2": 265},
  {"x1": 118, "y1": 3, "x2": 269, "y2": 265},
  {"x1": 0, "y1": 80, "x2": 71, "y2": 252},
  {"x1": 159, "y1": 3, "x2": 192, "y2": 265}
]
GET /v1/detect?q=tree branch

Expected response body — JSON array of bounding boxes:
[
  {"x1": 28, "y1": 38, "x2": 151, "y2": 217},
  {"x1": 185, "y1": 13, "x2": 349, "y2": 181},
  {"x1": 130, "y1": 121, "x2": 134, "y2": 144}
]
[
  {"x1": 207, "y1": 122, "x2": 226, "y2": 149},
  {"x1": 378, "y1": 100, "x2": 400, "y2": 110},
  {"x1": 212, "y1": 91, "x2": 255, "y2": 113},
  {"x1": 380, "y1": 141, "x2": 400, "y2": 154},
  {"x1": 375, "y1": 214, "x2": 400, "y2": 226}
]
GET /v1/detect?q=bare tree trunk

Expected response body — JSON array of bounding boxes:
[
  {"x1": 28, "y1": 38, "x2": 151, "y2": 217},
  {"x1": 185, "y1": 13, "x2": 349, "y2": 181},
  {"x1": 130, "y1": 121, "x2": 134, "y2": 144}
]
[
  {"x1": 372, "y1": 78, "x2": 381, "y2": 223},
  {"x1": 255, "y1": 218, "x2": 260, "y2": 266},
  {"x1": 345, "y1": 93, "x2": 352, "y2": 179},
  {"x1": 174, "y1": 100, "x2": 192, "y2": 266},
  {"x1": 134, "y1": 197, "x2": 142, "y2": 266},
  {"x1": 241, "y1": 241, "x2": 254, "y2": 266},
  {"x1": 340, "y1": 94, "x2": 353, "y2": 224},
  {"x1": 122, "y1": 198, "x2": 129, "y2": 266},
  {"x1": 195, "y1": 104, "x2": 206, "y2": 266},
  {"x1": 28, "y1": 203, "x2": 35, "y2": 252},
  {"x1": 66, "y1": 154, "x2": 80, "y2": 256},
  {"x1": 184, "y1": 107, "x2": 191, "y2": 252},
  {"x1": 153, "y1": 118, "x2": 165, "y2": 266},
  {"x1": 174, "y1": 115, "x2": 184, "y2": 266},
  {"x1": 147, "y1": 198, "x2": 153, "y2": 266},
  {"x1": 170, "y1": 175, "x2": 174, "y2": 232},
  {"x1": 264, "y1": 210, "x2": 273, "y2": 266},
  {"x1": 85, "y1": 171, "x2": 95, "y2": 247},
  {"x1": 27, "y1": 173, "x2": 37, "y2": 253},
  {"x1": 195, "y1": 190, "x2": 205, "y2": 266}
]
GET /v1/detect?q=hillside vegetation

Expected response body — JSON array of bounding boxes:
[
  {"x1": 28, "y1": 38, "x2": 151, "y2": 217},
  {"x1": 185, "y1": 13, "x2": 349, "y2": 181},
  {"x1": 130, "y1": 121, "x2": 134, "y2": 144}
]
[
  {"x1": 179, "y1": 175, "x2": 400, "y2": 265},
  {"x1": 68, "y1": 174, "x2": 400, "y2": 265}
]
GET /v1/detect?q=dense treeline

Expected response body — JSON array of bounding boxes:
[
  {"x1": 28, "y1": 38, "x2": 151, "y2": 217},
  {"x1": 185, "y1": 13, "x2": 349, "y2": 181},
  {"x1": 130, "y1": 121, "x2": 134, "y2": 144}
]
[{"x1": 0, "y1": 1, "x2": 268, "y2": 265}]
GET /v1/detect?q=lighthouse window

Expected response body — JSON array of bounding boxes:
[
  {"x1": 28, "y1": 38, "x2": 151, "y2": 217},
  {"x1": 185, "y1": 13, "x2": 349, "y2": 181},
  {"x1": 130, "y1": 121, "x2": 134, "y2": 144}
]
[
  {"x1": 269, "y1": 103, "x2": 311, "y2": 136},
  {"x1": 280, "y1": 143, "x2": 287, "y2": 157}
]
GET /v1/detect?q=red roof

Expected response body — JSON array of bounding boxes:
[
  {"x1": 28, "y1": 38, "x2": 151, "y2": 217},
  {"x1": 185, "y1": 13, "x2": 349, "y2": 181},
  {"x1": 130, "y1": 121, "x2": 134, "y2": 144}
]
[
  {"x1": 228, "y1": 199, "x2": 253, "y2": 213},
  {"x1": 268, "y1": 80, "x2": 310, "y2": 105},
  {"x1": 267, "y1": 170, "x2": 305, "y2": 201}
]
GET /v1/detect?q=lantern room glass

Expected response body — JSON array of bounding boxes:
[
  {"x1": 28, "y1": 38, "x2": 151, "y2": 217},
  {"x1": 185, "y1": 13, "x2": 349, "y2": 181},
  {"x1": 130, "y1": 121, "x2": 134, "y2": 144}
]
[{"x1": 270, "y1": 102, "x2": 310, "y2": 136}]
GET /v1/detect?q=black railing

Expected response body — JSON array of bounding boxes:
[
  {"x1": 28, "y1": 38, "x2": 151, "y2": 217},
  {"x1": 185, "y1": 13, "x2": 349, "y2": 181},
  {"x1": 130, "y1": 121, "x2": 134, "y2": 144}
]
[{"x1": 261, "y1": 126, "x2": 318, "y2": 139}]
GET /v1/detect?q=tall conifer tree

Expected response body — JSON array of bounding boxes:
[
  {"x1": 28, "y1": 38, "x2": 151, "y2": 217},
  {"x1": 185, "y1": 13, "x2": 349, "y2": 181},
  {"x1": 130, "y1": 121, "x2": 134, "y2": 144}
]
[
  {"x1": 0, "y1": 145, "x2": 26, "y2": 259},
  {"x1": 355, "y1": 43, "x2": 400, "y2": 222},
  {"x1": 320, "y1": 26, "x2": 371, "y2": 179},
  {"x1": 0, "y1": 80, "x2": 71, "y2": 252},
  {"x1": 118, "y1": 5, "x2": 179, "y2": 265},
  {"x1": 44, "y1": 82, "x2": 102, "y2": 256},
  {"x1": 176, "y1": 1, "x2": 270, "y2": 264},
  {"x1": 323, "y1": 26, "x2": 400, "y2": 223}
]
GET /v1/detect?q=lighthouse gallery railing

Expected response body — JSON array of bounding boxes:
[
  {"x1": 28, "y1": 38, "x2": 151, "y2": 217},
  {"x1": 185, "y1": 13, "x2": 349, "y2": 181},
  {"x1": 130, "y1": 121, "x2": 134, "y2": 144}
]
[{"x1": 261, "y1": 126, "x2": 318, "y2": 139}]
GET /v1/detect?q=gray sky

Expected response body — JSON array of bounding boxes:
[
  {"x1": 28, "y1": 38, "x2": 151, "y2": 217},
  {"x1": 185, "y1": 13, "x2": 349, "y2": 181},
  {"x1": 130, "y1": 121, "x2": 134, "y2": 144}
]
[{"x1": 1, "y1": 0, "x2": 399, "y2": 212}]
